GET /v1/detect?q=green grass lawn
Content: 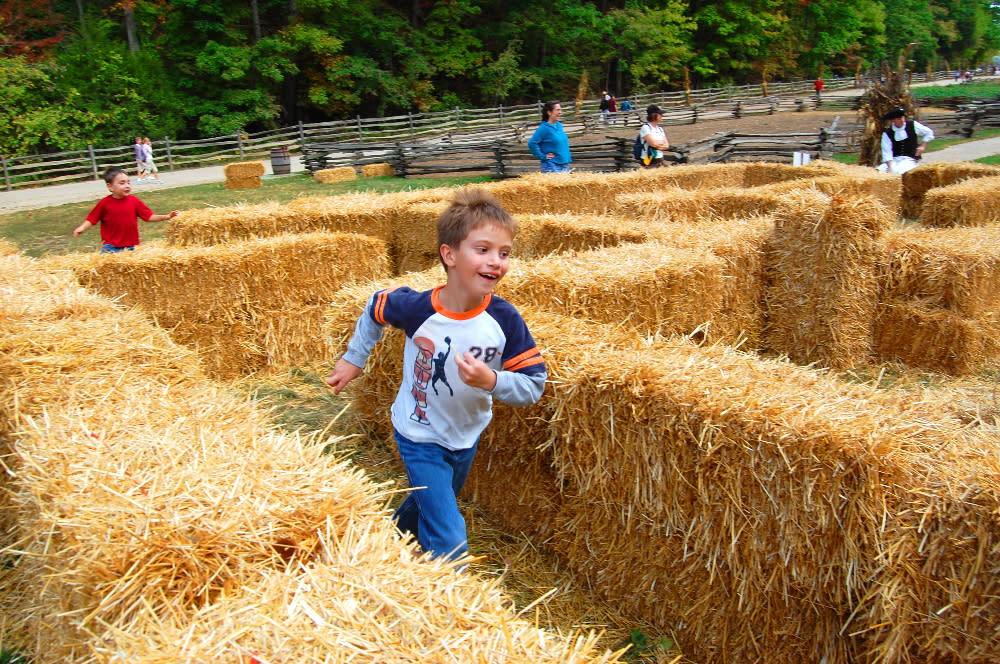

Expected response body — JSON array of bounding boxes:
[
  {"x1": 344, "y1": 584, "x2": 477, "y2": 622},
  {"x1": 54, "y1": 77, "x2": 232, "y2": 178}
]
[
  {"x1": 0, "y1": 174, "x2": 487, "y2": 258},
  {"x1": 913, "y1": 80, "x2": 1000, "y2": 101}
]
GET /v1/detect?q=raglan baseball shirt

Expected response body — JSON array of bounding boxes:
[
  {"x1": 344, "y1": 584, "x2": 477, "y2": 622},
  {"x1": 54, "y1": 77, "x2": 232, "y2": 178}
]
[{"x1": 341, "y1": 286, "x2": 547, "y2": 450}]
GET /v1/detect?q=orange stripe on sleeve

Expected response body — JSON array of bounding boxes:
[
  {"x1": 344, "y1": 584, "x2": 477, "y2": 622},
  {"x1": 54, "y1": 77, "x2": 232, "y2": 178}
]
[
  {"x1": 373, "y1": 288, "x2": 397, "y2": 325},
  {"x1": 504, "y1": 347, "x2": 543, "y2": 371}
]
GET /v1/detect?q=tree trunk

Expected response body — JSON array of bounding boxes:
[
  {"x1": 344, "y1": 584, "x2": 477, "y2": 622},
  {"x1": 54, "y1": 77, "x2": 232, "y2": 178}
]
[
  {"x1": 250, "y1": 0, "x2": 262, "y2": 42},
  {"x1": 123, "y1": 0, "x2": 139, "y2": 52}
]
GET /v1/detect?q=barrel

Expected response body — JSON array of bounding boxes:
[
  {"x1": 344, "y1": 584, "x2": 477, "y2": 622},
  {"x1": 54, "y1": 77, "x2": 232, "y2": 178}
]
[{"x1": 270, "y1": 146, "x2": 291, "y2": 175}]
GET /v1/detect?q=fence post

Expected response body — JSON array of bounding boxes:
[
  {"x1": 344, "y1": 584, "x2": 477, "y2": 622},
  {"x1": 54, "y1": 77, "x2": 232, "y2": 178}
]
[
  {"x1": 1, "y1": 156, "x2": 10, "y2": 191},
  {"x1": 357, "y1": 116, "x2": 363, "y2": 140},
  {"x1": 298, "y1": 121, "x2": 305, "y2": 151},
  {"x1": 236, "y1": 133, "x2": 244, "y2": 159},
  {"x1": 499, "y1": 104, "x2": 504, "y2": 126},
  {"x1": 408, "y1": 112, "x2": 414, "y2": 137},
  {"x1": 455, "y1": 106, "x2": 461, "y2": 129},
  {"x1": 87, "y1": 144, "x2": 99, "y2": 180},
  {"x1": 164, "y1": 137, "x2": 174, "y2": 171}
]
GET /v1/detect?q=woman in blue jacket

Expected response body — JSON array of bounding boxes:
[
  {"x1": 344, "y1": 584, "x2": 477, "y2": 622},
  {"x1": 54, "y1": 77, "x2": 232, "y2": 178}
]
[{"x1": 528, "y1": 101, "x2": 572, "y2": 173}]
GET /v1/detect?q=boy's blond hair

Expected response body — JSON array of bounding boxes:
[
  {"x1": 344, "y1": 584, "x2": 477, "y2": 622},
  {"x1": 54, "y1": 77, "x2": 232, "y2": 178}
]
[{"x1": 437, "y1": 188, "x2": 517, "y2": 269}]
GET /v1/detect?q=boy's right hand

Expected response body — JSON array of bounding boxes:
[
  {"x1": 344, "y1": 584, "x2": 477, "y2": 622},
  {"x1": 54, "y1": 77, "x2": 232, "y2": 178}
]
[{"x1": 326, "y1": 358, "x2": 363, "y2": 394}]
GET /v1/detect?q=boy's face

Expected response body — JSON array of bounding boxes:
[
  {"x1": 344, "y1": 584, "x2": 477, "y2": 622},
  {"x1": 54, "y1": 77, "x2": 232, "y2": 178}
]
[
  {"x1": 106, "y1": 173, "x2": 131, "y2": 198},
  {"x1": 442, "y1": 222, "x2": 512, "y2": 299}
]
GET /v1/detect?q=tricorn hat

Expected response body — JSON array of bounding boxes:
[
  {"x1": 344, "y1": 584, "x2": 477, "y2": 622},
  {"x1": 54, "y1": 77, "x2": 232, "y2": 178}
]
[{"x1": 883, "y1": 106, "x2": 906, "y2": 120}]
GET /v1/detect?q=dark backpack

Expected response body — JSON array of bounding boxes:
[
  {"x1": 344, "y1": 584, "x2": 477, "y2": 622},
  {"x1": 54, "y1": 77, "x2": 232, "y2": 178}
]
[{"x1": 632, "y1": 123, "x2": 648, "y2": 161}]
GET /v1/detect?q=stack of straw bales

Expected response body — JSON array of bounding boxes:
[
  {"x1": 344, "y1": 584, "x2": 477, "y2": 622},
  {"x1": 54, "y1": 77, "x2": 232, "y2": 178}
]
[
  {"x1": 876, "y1": 224, "x2": 1000, "y2": 373},
  {"x1": 43, "y1": 231, "x2": 391, "y2": 378},
  {"x1": 919, "y1": 174, "x2": 1000, "y2": 227},
  {"x1": 900, "y1": 162, "x2": 1000, "y2": 217},
  {"x1": 323, "y1": 277, "x2": 999, "y2": 664},
  {"x1": 764, "y1": 190, "x2": 893, "y2": 370},
  {"x1": 314, "y1": 166, "x2": 357, "y2": 183},
  {"x1": 223, "y1": 161, "x2": 265, "y2": 189},
  {"x1": 0, "y1": 254, "x2": 624, "y2": 664}
]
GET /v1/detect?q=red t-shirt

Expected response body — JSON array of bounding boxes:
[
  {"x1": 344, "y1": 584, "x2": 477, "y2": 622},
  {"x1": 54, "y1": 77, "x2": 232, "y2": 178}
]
[{"x1": 86, "y1": 195, "x2": 153, "y2": 248}]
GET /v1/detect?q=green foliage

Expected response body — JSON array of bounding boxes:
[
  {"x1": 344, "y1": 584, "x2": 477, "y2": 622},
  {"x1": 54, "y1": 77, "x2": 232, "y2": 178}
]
[
  {"x1": 3, "y1": 0, "x2": 1000, "y2": 151},
  {"x1": 623, "y1": 629, "x2": 674, "y2": 662}
]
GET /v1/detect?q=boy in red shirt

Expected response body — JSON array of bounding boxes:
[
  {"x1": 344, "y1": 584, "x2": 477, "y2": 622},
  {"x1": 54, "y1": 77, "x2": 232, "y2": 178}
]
[{"x1": 73, "y1": 168, "x2": 179, "y2": 253}]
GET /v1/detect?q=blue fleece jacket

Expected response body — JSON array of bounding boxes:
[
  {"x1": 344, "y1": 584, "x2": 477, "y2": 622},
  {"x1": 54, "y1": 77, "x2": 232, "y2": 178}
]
[{"x1": 527, "y1": 121, "x2": 572, "y2": 165}]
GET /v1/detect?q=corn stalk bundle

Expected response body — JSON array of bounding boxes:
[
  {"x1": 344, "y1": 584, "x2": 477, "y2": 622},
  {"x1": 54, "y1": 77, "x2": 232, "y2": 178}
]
[
  {"x1": 900, "y1": 162, "x2": 1000, "y2": 217},
  {"x1": 764, "y1": 190, "x2": 892, "y2": 370},
  {"x1": 919, "y1": 174, "x2": 1000, "y2": 227}
]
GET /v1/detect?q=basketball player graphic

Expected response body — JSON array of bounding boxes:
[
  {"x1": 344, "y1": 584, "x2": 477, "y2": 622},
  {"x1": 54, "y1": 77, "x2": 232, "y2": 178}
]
[{"x1": 432, "y1": 336, "x2": 454, "y2": 397}]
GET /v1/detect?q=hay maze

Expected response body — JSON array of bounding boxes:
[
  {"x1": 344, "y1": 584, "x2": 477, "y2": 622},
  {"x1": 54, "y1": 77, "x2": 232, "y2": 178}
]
[{"x1": 3, "y1": 160, "x2": 1000, "y2": 663}]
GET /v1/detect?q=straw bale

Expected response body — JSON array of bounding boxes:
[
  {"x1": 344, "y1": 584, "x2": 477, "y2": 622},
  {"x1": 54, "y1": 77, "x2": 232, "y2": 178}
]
[
  {"x1": 741, "y1": 160, "x2": 825, "y2": 187},
  {"x1": 166, "y1": 201, "x2": 302, "y2": 246},
  {"x1": 901, "y1": 162, "x2": 1000, "y2": 217},
  {"x1": 874, "y1": 299, "x2": 999, "y2": 375},
  {"x1": 1, "y1": 255, "x2": 622, "y2": 664},
  {"x1": 314, "y1": 166, "x2": 357, "y2": 183},
  {"x1": 467, "y1": 311, "x2": 644, "y2": 542},
  {"x1": 858, "y1": 443, "x2": 1000, "y2": 664},
  {"x1": 396, "y1": 203, "x2": 651, "y2": 271},
  {"x1": 880, "y1": 224, "x2": 1000, "y2": 318},
  {"x1": 764, "y1": 190, "x2": 892, "y2": 369},
  {"x1": 760, "y1": 173, "x2": 902, "y2": 214},
  {"x1": 513, "y1": 213, "x2": 649, "y2": 259},
  {"x1": 538, "y1": 338, "x2": 974, "y2": 664},
  {"x1": 47, "y1": 232, "x2": 390, "y2": 378},
  {"x1": 642, "y1": 162, "x2": 750, "y2": 190},
  {"x1": 645, "y1": 215, "x2": 774, "y2": 348},
  {"x1": 494, "y1": 241, "x2": 726, "y2": 339},
  {"x1": 87, "y1": 523, "x2": 624, "y2": 663},
  {"x1": 615, "y1": 186, "x2": 778, "y2": 223},
  {"x1": 919, "y1": 174, "x2": 1000, "y2": 227},
  {"x1": 223, "y1": 161, "x2": 266, "y2": 178},
  {"x1": 0, "y1": 238, "x2": 19, "y2": 256},
  {"x1": 360, "y1": 161, "x2": 395, "y2": 177},
  {"x1": 53, "y1": 231, "x2": 389, "y2": 320},
  {"x1": 224, "y1": 175, "x2": 262, "y2": 189}
]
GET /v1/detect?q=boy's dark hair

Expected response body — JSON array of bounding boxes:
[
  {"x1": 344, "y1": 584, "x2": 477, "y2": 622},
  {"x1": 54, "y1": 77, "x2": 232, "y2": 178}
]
[
  {"x1": 541, "y1": 100, "x2": 559, "y2": 122},
  {"x1": 103, "y1": 167, "x2": 127, "y2": 184},
  {"x1": 438, "y1": 188, "x2": 517, "y2": 269}
]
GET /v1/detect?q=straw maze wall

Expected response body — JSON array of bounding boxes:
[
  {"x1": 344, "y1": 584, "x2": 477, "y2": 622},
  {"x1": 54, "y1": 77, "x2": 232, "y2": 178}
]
[{"x1": 24, "y1": 162, "x2": 1000, "y2": 664}]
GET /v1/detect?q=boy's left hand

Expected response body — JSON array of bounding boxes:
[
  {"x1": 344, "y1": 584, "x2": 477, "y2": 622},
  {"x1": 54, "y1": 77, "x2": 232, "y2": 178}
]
[{"x1": 454, "y1": 351, "x2": 497, "y2": 391}]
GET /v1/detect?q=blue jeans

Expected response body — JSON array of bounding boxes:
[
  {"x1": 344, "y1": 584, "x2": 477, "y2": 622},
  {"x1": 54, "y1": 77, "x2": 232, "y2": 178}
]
[
  {"x1": 393, "y1": 429, "x2": 478, "y2": 562},
  {"x1": 540, "y1": 160, "x2": 571, "y2": 174},
  {"x1": 101, "y1": 243, "x2": 135, "y2": 253}
]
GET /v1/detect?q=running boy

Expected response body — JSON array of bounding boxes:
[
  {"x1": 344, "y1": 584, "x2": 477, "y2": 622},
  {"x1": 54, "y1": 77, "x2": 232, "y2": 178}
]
[
  {"x1": 73, "y1": 168, "x2": 179, "y2": 253},
  {"x1": 326, "y1": 188, "x2": 546, "y2": 563}
]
